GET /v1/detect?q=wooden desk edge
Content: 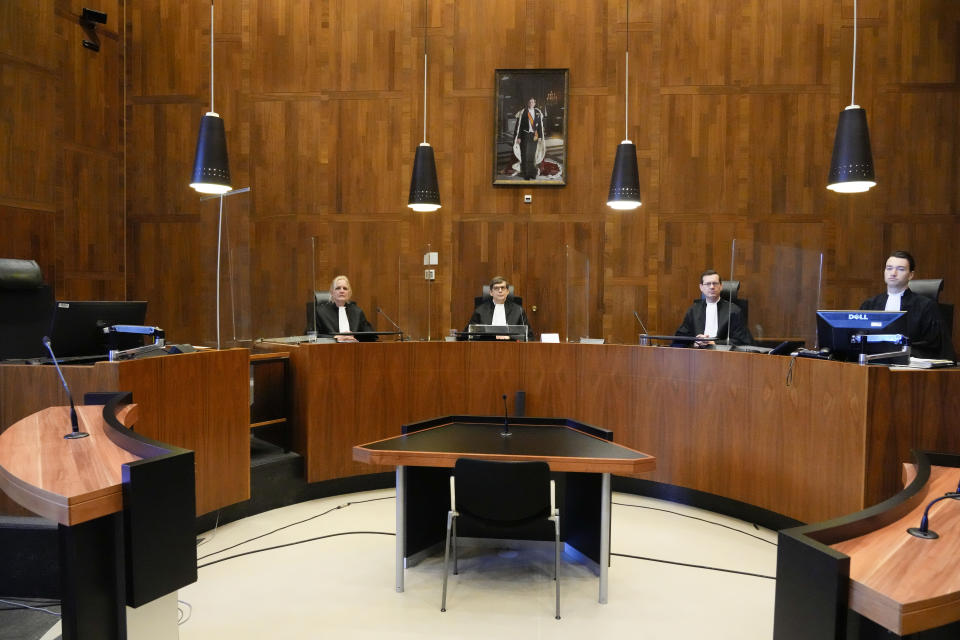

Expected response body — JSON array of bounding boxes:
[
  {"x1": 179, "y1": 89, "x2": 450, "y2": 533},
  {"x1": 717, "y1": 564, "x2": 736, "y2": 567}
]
[
  {"x1": 850, "y1": 581, "x2": 960, "y2": 636},
  {"x1": 352, "y1": 446, "x2": 656, "y2": 475},
  {"x1": 0, "y1": 462, "x2": 124, "y2": 526}
]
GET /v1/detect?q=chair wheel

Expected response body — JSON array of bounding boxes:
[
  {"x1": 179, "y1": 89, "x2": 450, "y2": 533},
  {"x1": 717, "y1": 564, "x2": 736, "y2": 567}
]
[{"x1": 441, "y1": 608, "x2": 446, "y2": 612}]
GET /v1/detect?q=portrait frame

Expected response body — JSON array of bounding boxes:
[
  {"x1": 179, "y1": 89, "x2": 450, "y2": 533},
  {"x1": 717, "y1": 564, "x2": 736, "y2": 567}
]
[{"x1": 492, "y1": 69, "x2": 569, "y2": 186}]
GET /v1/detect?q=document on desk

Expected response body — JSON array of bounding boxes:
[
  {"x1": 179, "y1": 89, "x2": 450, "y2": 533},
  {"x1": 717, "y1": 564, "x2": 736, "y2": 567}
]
[{"x1": 889, "y1": 357, "x2": 955, "y2": 370}]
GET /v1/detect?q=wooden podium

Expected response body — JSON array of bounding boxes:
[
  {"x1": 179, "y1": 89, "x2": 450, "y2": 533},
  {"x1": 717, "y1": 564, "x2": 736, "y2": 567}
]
[{"x1": 0, "y1": 393, "x2": 197, "y2": 640}]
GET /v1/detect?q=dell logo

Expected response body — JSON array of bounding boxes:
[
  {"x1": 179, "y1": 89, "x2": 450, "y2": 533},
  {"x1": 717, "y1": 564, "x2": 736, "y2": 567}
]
[{"x1": 848, "y1": 313, "x2": 868, "y2": 320}]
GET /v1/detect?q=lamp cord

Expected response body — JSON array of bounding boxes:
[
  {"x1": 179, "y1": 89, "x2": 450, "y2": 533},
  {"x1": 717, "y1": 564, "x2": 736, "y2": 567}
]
[
  {"x1": 624, "y1": 0, "x2": 629, "y2": 140},
  {"x1": 422, "y1": 0, "x2": 428, "y2": 143},
  {"x1": 210, "y1": 1, "x2": 215, "y2": 113},
  {"x1": 850, "y1": 0, "x2": 857, "y2": 106}
]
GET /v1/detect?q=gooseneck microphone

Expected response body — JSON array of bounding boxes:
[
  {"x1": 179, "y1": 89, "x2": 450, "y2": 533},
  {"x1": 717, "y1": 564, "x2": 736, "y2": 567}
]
[
  {"x1": 41, "y1": 337, "x2": 89, "y2": 440},
  {"x1": 633, "y1": 310, "x2": 649, "y2": 334},
  {"x1": 376, "y1": 306, "x2": 405, "y2": 341},
  {"x1": 907, "y1": 492, "x2": 960, "y2": 539},
  {"x1": 500, "y1": 394, "x2": 511, "y2": 437}
]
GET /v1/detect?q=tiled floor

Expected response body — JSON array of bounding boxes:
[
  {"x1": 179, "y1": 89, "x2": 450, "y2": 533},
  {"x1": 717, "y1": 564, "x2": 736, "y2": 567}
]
[{"x1": 16, "y1": 488, "x2": 778, "y2": 639}]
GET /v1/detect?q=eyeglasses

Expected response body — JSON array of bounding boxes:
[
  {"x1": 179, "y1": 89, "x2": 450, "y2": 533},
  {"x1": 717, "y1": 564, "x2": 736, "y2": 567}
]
[{"x1": 491, "y1": 285, "x2": 508, "y2": 291}]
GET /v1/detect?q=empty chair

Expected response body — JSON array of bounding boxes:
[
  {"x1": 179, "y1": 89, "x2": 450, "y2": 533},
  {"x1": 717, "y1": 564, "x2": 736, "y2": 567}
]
[
  {"x1": 441, "y1": 458, "x2": 561, "y2": 619},
  {"x1": 0, "y1": 258, "x2": 54, "y2": 360}
]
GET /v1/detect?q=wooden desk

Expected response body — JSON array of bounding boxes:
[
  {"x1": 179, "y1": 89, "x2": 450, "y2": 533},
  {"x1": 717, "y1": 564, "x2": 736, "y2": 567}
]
[
  {"x1": 773, "y1": 452, "x2": 960, "y2": 640},
  {"x1": 0, "y1": 348, "x2": 250, "y2": 516},
  {"x1": 267, "y1": 341, "x2": 960, "y2": 524},
  {"x1": 354, "y1": 416, "x2": 655, "y2": 603},
  {"x1": 0, "y1": 398, "x2": 196, "y2": 639},
  {"x1": 831, "y1": 465, "x2": 960, "y2": 635}
]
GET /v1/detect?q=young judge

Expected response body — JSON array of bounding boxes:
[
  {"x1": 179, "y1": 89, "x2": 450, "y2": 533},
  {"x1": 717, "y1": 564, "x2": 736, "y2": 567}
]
[{"x1": 859, "y1": 250, "x2": 952, "y2": 360}]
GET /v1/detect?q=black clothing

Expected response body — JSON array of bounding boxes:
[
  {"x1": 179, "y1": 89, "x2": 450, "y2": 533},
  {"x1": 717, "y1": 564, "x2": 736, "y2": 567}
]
[
  {"x1": 461, "y1": 299, "x2": 533, "y2": 341},
  {"x1": 313, "y1": 300, "x2": 378, "y2": 342},
  {"x1": 674, "y1": 298, "x2": 753, "y2": 347},
  {"x1": 859, "y1": 290, "x2": 952, "y2": 360}
]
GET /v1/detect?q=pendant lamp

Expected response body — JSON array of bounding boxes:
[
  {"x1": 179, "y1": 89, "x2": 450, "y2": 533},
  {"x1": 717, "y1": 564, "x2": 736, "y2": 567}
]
[
  {"x1": 190, "y1": 1, "x2": 231, "y2": 195},
  {"x1": 407, "y1": 0, "x2": 441, "y2": 212},
  {"x1": 607, "y1": 0, "x2": 641, "y2": 210},
  {"x1": 827, "y1": 0, "x2": 875, "y2": 193}
]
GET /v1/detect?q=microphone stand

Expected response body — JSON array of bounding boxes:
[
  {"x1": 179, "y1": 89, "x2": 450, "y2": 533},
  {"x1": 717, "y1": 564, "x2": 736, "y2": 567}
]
[
  {"x1": 376, "y1": 307, "x2": 405, "y2": 341},
  {"x1": 41, "y1": 337, "x2": 89, "y2": 439},
  {"x1": 501, "y1": 394, "x2": 511, "y2": 437},
  {"x1": 907, "y1": 492, "x2": 960, "y2": 539}
]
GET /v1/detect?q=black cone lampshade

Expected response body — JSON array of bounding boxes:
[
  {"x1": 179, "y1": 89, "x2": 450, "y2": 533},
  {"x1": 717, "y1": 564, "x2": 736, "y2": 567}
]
[
  {"x1": 408, "y1": 143, "x2": 441, "y2": 212},
  {"x1": 190, "y1": 112, "x2": 232, "y2": 195},
  {"x1": 826, "y1": 106, "x2": 875, "y2": 193},
  {"x1": 607, "y1": 141, "x2": 642, "y2": 210}
]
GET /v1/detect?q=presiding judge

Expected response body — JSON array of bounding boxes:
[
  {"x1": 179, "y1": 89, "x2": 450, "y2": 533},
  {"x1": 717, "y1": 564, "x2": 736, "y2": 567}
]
[
  {"x1": 313, "y1": 275, "x2": 378, "y2": 342},
  {"x1": 462, "y1": 276, "x2": 534, "y2": 341}
]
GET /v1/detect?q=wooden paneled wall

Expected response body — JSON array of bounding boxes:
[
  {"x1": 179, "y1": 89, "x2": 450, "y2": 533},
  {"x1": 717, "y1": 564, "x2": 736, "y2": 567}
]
[{"x1": 4, "y1": 1, "x2": 960, "y2": 348}]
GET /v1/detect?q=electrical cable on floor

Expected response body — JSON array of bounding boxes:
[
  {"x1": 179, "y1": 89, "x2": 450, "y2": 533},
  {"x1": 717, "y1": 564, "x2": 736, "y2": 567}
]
[
  {"x1": 197, "y1": 530, "x2": 395, "y2": 569},
  {"x1": 612, "y1": 501, "x2": 778, "y2": 546},
  {"x1": 611, "y1": 552, "x2": 775, "y2": 580},
  {"x1": 197, "y1": 495, "x2": 394, "y2": 562},
  {"x1": 0, "y1": 598, "x2": 61, "y2": 616},
  {"x1": 178, "y1": 599, "x2": 192, "y2": 625},
  {"x1": 196, "y1": 510, "x2": 221, "y2": 547}
]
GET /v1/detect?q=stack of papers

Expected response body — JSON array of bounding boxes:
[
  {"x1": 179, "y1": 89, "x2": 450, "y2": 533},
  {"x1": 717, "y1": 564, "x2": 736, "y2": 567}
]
[{"x1": 890, "y1": 357, "x2": 955, "y2": 370}]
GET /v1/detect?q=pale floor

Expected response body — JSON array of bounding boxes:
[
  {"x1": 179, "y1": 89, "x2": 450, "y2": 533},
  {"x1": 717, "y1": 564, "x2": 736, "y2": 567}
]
[{"x1": 26, "y1": 489, "x2": 779, "y2": 639}]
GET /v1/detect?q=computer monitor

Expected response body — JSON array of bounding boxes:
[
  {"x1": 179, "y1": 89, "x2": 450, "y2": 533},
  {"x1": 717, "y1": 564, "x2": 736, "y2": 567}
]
[
  {"x1": 815, "y1": 310, "x2": 908, "y2": 361},
  {"x1": 49, "y1": 301, "x2": 148, "y2": 358}
]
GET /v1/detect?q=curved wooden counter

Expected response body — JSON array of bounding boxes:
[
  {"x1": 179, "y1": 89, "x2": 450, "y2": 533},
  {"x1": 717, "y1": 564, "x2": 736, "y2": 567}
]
[
  {"x1": 274, "y1": 341, "x2": 960, "y2": 524},
  {"x1": 0, "y1": 405, "x2": 141, "y2": 525}
]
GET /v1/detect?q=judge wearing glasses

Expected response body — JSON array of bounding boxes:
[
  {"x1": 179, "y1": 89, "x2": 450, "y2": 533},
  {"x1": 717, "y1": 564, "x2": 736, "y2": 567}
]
[
  {"x1": 674, "y1": 269, "x2": 752, "y2": 348},
  {"x1": 463, "y1": 276, "x2": 533, "y2": 340}
]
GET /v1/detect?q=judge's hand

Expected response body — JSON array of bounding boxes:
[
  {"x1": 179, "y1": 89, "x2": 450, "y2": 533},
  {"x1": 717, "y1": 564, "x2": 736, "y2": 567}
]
[
  {"x1": 336, "y1": 334, "x2": 358, "y2": 343},
  {"x1": 694, "y1": 334, "x2": 715, "y2": 349},
  {"x1": 496, "y1": 335, "x2": 510, "y2": 340}
]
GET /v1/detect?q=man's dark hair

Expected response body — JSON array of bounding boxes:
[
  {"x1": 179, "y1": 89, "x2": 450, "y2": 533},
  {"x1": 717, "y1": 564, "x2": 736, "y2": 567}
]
[
  {"x1": 700, "y1": 269, "x2": 720, "y2": 284},
  {"x1": 889, "y1": 250, "x2": 915, "y2": 272}
]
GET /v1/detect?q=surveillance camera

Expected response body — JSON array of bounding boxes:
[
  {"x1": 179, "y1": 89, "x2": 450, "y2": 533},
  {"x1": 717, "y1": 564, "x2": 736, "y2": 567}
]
[{"x1": 81, "y1": 8, "x2": 107, "y2": 24}]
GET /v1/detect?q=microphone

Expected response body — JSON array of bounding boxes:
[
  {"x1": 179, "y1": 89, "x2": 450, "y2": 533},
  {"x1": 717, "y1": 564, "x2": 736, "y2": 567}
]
[
  {"x1": 376, "y1": 306, "x2": 405, "y2": 341},
  {"x1": 907, "y1": 492, "x2": 960, "y2": 539},
  {"x1": 41, "y1": 337, "x2": 89, "y2": 440},
  {"x1": 500, "y1": 394, "x2": 511, "y2": 437},
  {"x1": 633, "y1": 310, "x2": 649, "y2": 334}
]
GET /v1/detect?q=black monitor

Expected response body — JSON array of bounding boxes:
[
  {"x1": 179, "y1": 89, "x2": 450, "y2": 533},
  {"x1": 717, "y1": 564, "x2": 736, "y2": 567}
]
[
  {"x1": 816, "y1": 310, "x2": 908, "y2": 361},
  {"x1": 49, "y1": 301, "x2": 148, "y2": 358}
]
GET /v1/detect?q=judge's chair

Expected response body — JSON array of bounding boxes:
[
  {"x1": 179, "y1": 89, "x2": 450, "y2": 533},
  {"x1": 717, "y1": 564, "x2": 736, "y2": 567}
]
[
  {"x1": 0, "y1": 258, "x2": 54, "y2": 360},
  {"x1": 909, "y1": 279, "x2": 953, "y2": 335},
  {"x1": 304, "y1": 290, "x2": 332, "y2": 334},
  {"x1": 441, "y1": 458, "x2": 561, "y2": 619},
  {"x1": 908, "y1": 278, "x2": 955, "y2": 359}
]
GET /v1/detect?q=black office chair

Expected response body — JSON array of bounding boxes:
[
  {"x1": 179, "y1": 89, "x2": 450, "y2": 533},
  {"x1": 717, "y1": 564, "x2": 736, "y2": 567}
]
[
  {"x1": 441, "y1": 458, "x2": 560, "y2": 619},
  {"x1": 304, "y1": 290, "x2": 332, "y2": 333},
  {"x1": 473, "y1": 284, "x2": 523, "y2": 308},
  {"x1": 909, "y1": 278, "x2": 954, "y2": 358},
  {"x1": 0, "y1": 258, "x2": 54, "y2": 360}
]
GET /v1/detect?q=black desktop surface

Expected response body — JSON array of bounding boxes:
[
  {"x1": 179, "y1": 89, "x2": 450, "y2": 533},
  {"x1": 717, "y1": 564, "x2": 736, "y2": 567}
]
[
  {"x1": 363, "y1": 421, "x2": 648, "y2": 460},
  {"x1": 49, "y1": 300, "x2": 148, "y2": 358}
]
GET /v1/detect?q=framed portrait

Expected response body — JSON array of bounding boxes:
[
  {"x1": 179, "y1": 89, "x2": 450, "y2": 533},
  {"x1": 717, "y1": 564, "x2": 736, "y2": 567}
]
[{"x1": 493, "y1": 69, "x2": 569, "y2": 186}]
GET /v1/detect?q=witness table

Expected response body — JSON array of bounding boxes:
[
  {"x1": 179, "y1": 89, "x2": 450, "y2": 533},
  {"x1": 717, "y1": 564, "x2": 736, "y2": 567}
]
[{"x1": 353, "y1": 415, "x2": 656, "y2": 603}]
